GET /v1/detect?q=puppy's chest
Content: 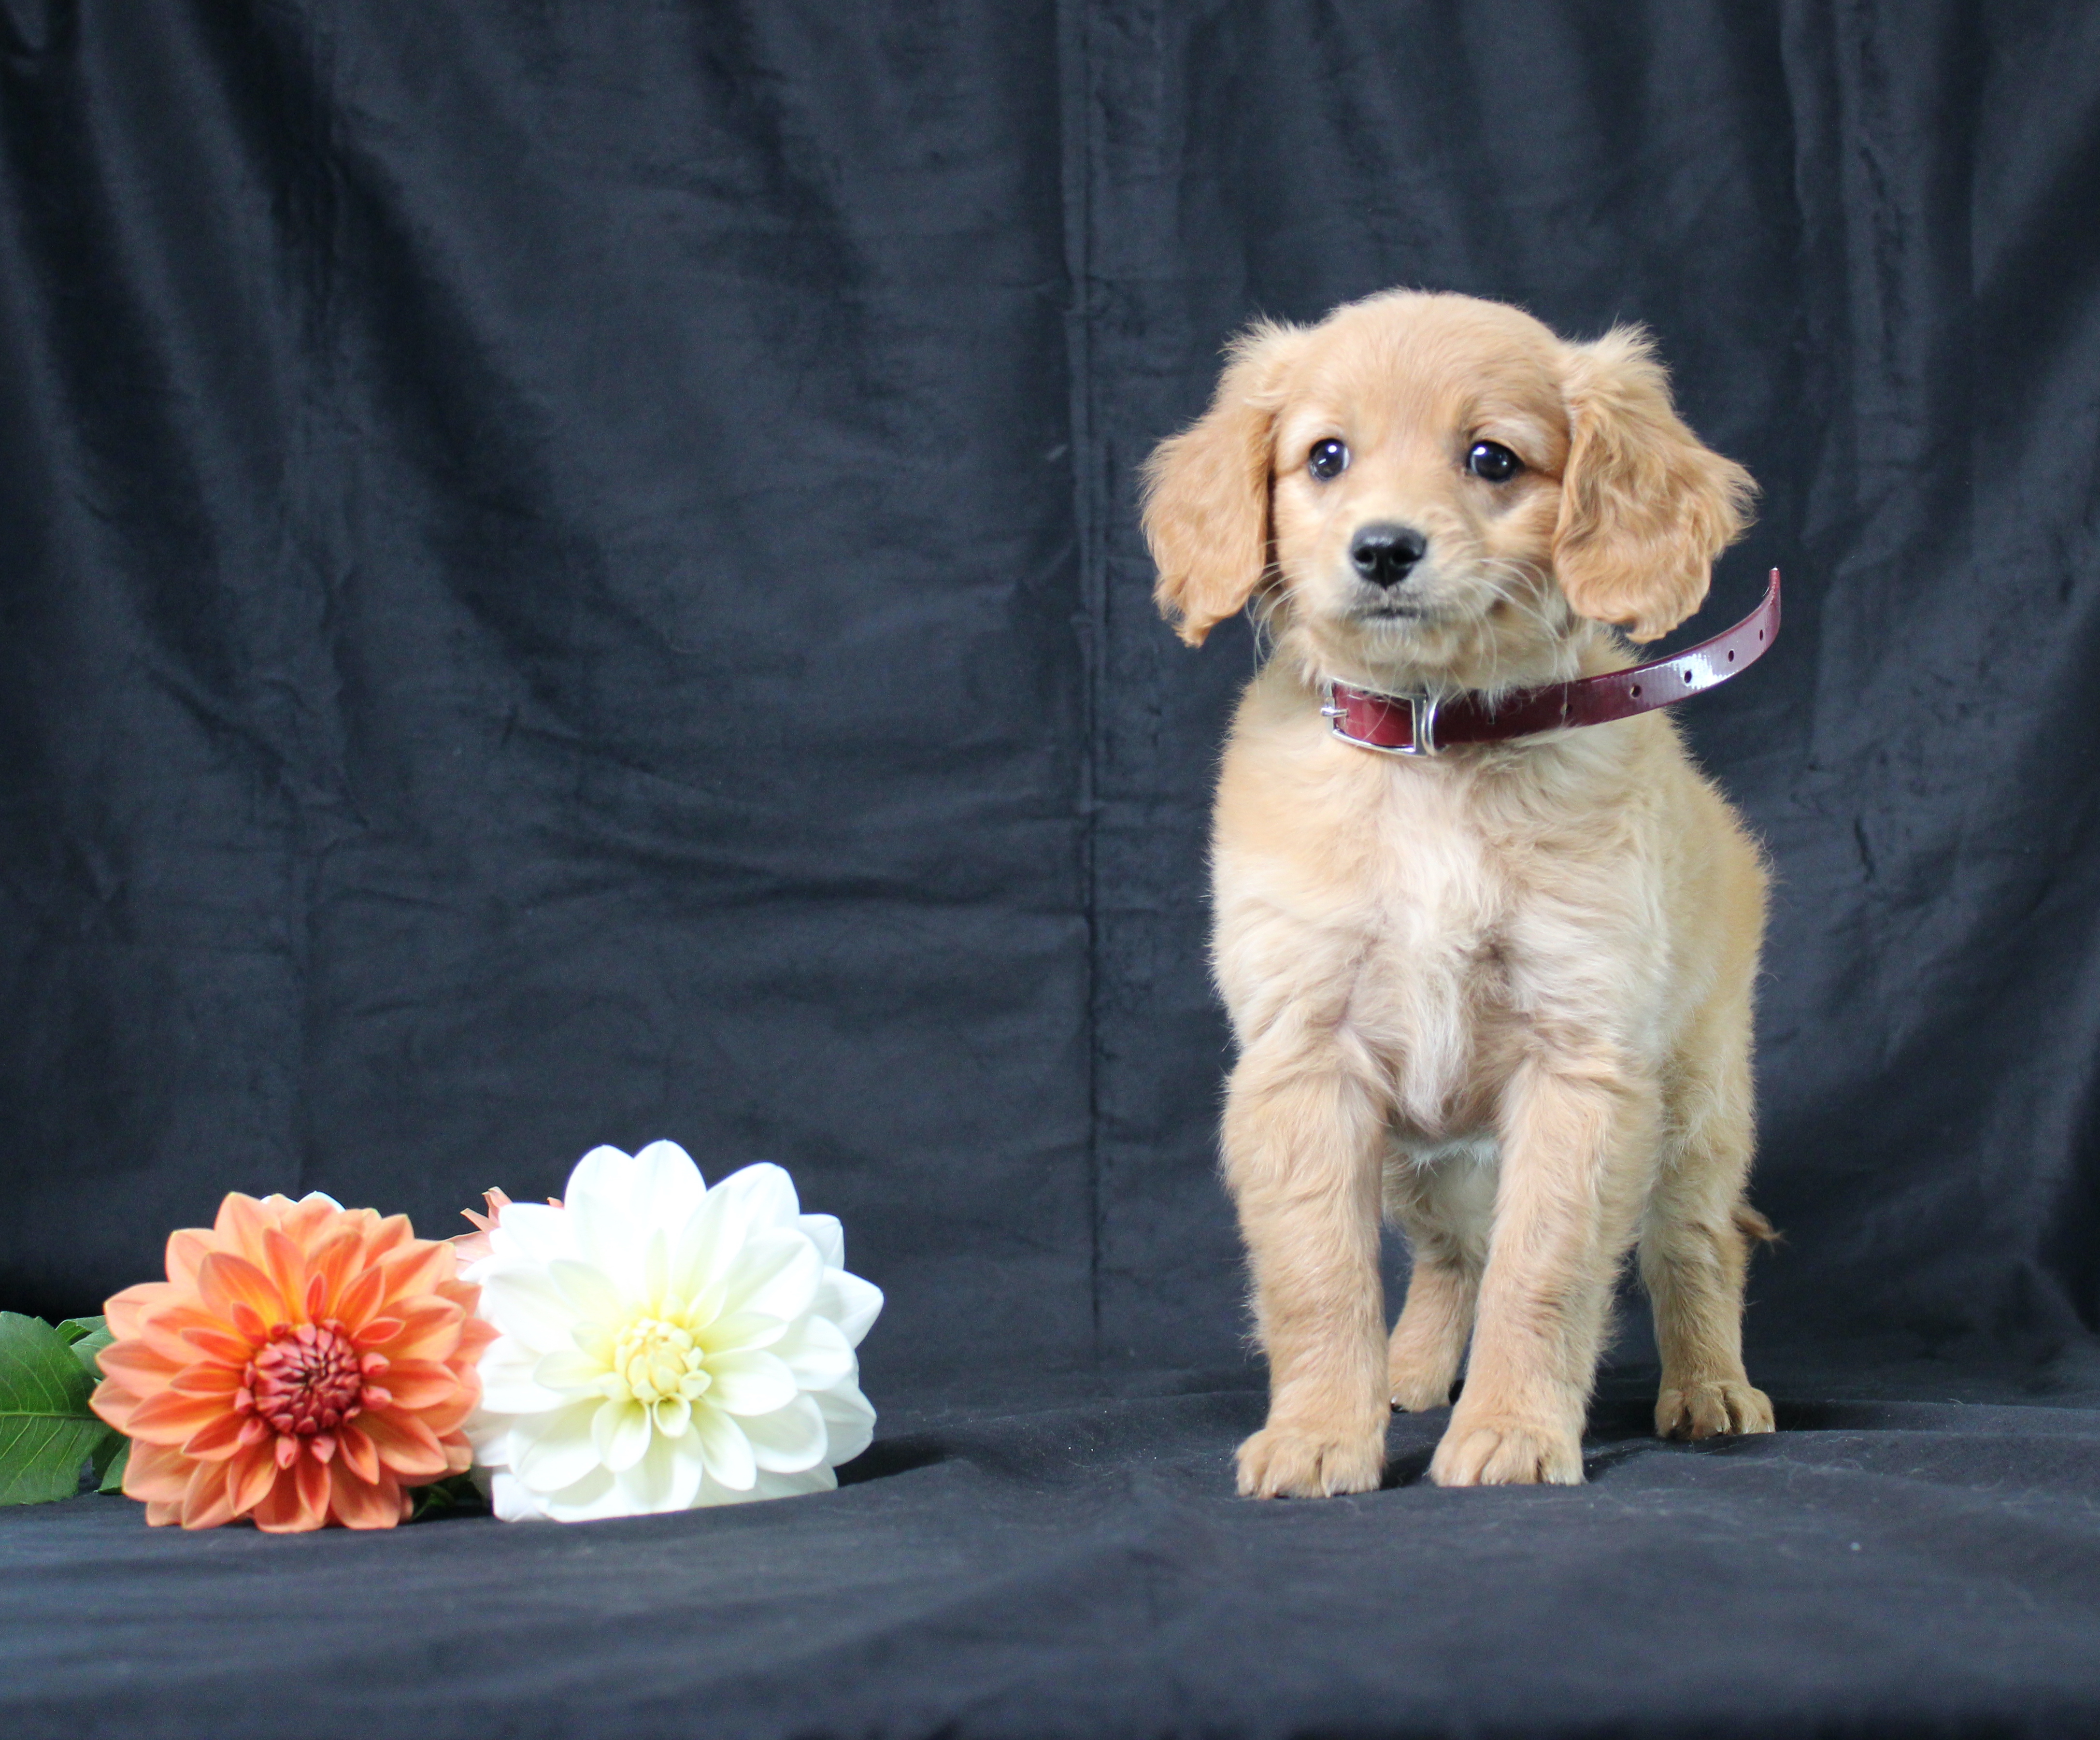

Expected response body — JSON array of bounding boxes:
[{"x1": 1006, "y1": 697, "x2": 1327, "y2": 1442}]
[{"x1": 1343, "y1": 802, "x2": 1514, "y2": 1085}]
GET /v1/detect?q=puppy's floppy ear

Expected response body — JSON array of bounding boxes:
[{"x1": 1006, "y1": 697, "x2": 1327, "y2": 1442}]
[
  {"x1": 1554, "y1": 327, "x2": 1758, "y2": 643},
  {"x1": 1142, "y1": 320, "x2": 1307, "y2": 647}
]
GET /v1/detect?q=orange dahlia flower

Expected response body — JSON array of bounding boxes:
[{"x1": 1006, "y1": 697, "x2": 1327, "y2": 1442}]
[{"x1": 91, "y1": 1191, "x2": 496, "y2": 1531}]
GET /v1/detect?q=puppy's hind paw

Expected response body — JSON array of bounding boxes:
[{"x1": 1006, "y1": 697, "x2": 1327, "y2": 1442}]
[
  {"x1": 1236, "y1": 1422, "x2": 1386, "y2": 1499},
  {"x1": 1388, "y1": 1363, "x2": 1457, "y2": 1413},
  {"x1": 1429, "y1": 1416, "x2": 1584, "y2": 1486},
  {"x1": 1656, "y1": 1379, "x2": 1774, "y2": 1441}
]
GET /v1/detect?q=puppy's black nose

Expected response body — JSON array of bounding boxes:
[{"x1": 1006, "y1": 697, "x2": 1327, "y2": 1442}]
[{"x1": 1350, "y1": 523, "x2": 1427, "y2": 588}]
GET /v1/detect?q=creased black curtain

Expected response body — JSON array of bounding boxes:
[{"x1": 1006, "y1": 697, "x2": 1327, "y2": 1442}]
[
  {"x1": 7, "y1": 5, "x2": 2100, "y2": 1738},
  {"x1": 7, "y1": 0, "x2": 2097, "y2": 1396},
  {"x1": 0, "y1": 0, "x2": 1094, "y2": 1391}
]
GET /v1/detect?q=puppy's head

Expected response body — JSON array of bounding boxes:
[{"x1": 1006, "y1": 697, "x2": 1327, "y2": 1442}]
[{"x1": 1142, "y1": 291, "x2": 1756, "y2": 688}]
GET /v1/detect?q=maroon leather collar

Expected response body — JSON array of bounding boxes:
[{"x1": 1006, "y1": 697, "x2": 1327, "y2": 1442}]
[{"x1": 1322, "y1": 569, "x2": 1782, "y2": 757}]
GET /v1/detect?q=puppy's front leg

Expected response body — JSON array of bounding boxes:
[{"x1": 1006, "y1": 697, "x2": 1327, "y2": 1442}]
[
  {"x1": 1430, "y1": 1056, "x2": 1655, "y2": 1486},
  {"x1": 1224, "y1": 1042, "x2": 1388, "y2": 1498}
]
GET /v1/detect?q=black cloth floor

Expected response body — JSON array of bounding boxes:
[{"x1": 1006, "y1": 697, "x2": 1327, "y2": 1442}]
[
  {"x1": 13, "y1": 1373, "x2": 2100, "y2": 1739},
  {"x1": 6, "y1": 3, "x2": 2100, "y2": 1736}
]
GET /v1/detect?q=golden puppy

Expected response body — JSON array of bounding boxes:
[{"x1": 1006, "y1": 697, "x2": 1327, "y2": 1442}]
[{"x1": 1143, "y1": 290, "x2": 1772, "y2": 1495}]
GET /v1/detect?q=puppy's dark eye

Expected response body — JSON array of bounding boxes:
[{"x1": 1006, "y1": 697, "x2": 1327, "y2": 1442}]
[
  {"x1": 1466, "y1": 440, "x2": 1521, "y2": 483},
  {"x1": 1308, "y1": 439, "x2": 1349, "y2": 481}
]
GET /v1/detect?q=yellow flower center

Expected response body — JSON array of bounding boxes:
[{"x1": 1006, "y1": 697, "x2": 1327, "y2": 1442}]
[{"x1": 610, "y1": 1316, "x2": 712, "y2": 1407}]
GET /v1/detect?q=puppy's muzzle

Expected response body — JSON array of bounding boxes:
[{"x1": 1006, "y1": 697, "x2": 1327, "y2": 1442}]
[{"x1": 1350, "y1": 523, "x2": 1427, "y2": 589}]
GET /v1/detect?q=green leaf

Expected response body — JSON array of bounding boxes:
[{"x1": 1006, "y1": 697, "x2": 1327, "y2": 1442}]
[
  {"x1": 0, "y1": 1313, "x2": 120, "y2": 1505},
  {"x1": 96, "y1": 1437, "x2": 130, "y2": 1494},
  {"x1": 59, "y1": 1317, "x2": 113, "y2": 1379},
  {"x1": 408, "y1": 1471, "x2": 487, "y2": 1522}
]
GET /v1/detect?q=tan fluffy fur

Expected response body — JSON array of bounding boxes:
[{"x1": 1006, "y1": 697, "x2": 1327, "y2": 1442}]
[{"x1": 1142, "y1": 291, "x2": 1771, "y2": 1495}]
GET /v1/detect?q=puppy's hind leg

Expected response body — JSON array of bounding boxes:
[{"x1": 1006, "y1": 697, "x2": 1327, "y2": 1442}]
[
  {"x1": 1642, "y1": 994, "x2": 1776, "y2": 1441},
  {"x1": 1384, "y1": 1140, "x2": 1494, "y2": 1412}
]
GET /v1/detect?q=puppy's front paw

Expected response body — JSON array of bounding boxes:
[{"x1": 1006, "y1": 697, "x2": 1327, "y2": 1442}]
[
  {"x1": 1656, "y1": 1379, "x2": 1774, "y2": 1441},
  {"x1": 1429, "y1": 1415, "x2": 1583, "y2": 1486},
  {"x1": 1236, "y1": 1422, "x2": 1385, "y2": 1498}
]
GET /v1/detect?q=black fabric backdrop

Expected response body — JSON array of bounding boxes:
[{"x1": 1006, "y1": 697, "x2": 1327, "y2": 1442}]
[{"x1": 6, "y1": 3, "x2": 2100, "y2": 1735}]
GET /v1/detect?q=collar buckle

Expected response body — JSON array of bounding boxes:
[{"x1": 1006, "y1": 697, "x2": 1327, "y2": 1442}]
[{"x1": 1322, "y1": 683, "x2": 1441, "y2": 757}]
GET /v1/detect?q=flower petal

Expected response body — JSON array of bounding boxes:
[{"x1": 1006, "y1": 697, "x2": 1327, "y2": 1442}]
[
  {"x1": 336, "y1": 1424, "x2": 382, "y2": 1485},
  {"x1": 753, "y1": 1465, "x2": 837, "y2": 1500},
  {"x1": 363, "y1": 1213, "x2": 416, "y2": 1265},
  {"x1": 295, "y1": 1452, "x2": 331, "y2": 1526},
  {"x1": 327, "y1": 1463, "x2": 401, "y2": 1530},
  {"x1": 280, "y1": 1194, "x2": 342, "y2": 1249},
  {"x1": 226, "y1": 1444, "x2": 280, "y2": 1516},
  {"x1": 168, "y1": 1363, "x2": 244, "y2": 1398},
  {"x1": 416, "y1": 1387, "x2": 479, "y2": 1439},
  {"x1": 301, "y1": 1225, "x2": 365, "y2": 1320},
  {"x1": 773, "y1": 1315, "x2": 856, "y2": 1389},
  {"x1": 667, "y1": 1165, "x2": 795, "y2": 1304},
  {"x1": 179, "y1": 1408, "x2": 250, "y2": 1462},
  {"x1": 212, "y1": 1194, "x2": 273, "y2": 1268},
  {"x1": 474, "y1": 1264, "x2": 582, "y2": 1352},
  {"x1": 489, "y1": 1202, "x2": 572, "y2": 1268},
  {"x1": 740, "y1": 1392, "x2": 829, "y2": 1474},
  {"x1": 93, "y1": 1339, "x2": 185, "y2": 1394},
  {"x1": 663, "y1": 1434, "x2": 705, "y2": 1510},
  {"x1": 249, "y1": 1474, "x2": 307, "y2": 1532},
  {"x1": 195, "y1": 1252, "x2": 291, "y2": 1336},
  {"x1": 532, "y1": 1348, "x2": 610, "y2": 1396},
  {"x1": 374, "y1": 1241, "x2": 453, "y2": 1308},
  {"x1": 260, "y1": 1227, "x2": 309, "y2": 1315},
  {"x1": 176, "y1": 1323, "x2": 254, "y2": 1366},
  {"x1": 123, "y1": 1387, "x2": 233, "y2": 1446},
  {"x1": 163, "y1": 1229, "x2": 213, "y2": 1290},
  {"x1": 815, "y1": 1380, "x2": 877, "y2": 1467},
  {"x1": 796, "y1": 1213, "x2": 845, "y2": 1270},
  {"x1": 333, "y1": 1263, "x2": 388, "y2": 1333},
  {"x1": 693, "y1": 1405, "x2": 756, "y2": 1491},
  {"x1": 537, "y1": 1464, "x2": 627, "y2": 1523},
  {"x1": 545, "y1": 1258, "x2": 626, "y2": 1326},
  {"x1": 121, "y1": 1439, "x2": 193, "y2": 1505},
  {"x1": 632, "y1": 1141, "x2": 708, "y2": 1227},
  {"x1": 178, "y1": 1457, "x2": 239, "y2": 1530},
  {"x1": 563, "y1": 1144, "x2": 645, "y2": 1212},
  {"x1": 622, "y1": 1429, "x2": 683, "y2": 1513},
  {"x1": 512, "y1": 1400, "x2": 606, "y2": 1493},
  {"x1": 371, "y1": 1359, "x2": 465, "y2": 1411},
  {"x1": 591, "y1": 1398, "x2": 653, "y2": 1473},
  {"x1": 816, "y1": 1270, "x2": 884, "y2": 1347},
  {"x1": 701, "y1": 1310, "x2": 786, "y2": 1355},
  {"x1": 716, "y1": 1162, "x2": 801, "y2": 1228},
  {"x1": 563, "y1": 1148, "x2": 661, "y2": 1276},
  {"x1": 666, "y1": 1212, "x2": 731, "y2": 1323},
  {"x1": 477, "y1": 1338, "x2": 569, "y2": 1413},
  {"x1": 724, "y1": 1229, "x2": 822, "y2": 1326},
  {"x1": 136, "y1": 1301, "x2": 244, "y2": 1368},
  {"x1": 360, "y1": 1410, "x2": 450, "y2": 1478},
  {"x1": 704, "y1": 1349, "x2": 797, "y2": 1417},
  {"x1": 105, "y1": 1281, "x2": 175, "y2": 1341},
  {"x1": 489, "y1": 1469, "x2": 554, "y2": 1522},
  {"x1": 365, "y1": 1298, "x2": 463, "y2": 1362}
]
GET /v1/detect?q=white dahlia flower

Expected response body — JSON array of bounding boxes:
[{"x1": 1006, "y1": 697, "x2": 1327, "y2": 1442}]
[{"x1": 461, "y1": 1141, "x2": 881, "y2": 1522}]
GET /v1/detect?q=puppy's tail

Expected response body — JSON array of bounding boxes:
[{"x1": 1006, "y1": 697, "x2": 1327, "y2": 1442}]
[{"x1": 1734, "y1": 1203, "x2": 1783, "y2": 1248}]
